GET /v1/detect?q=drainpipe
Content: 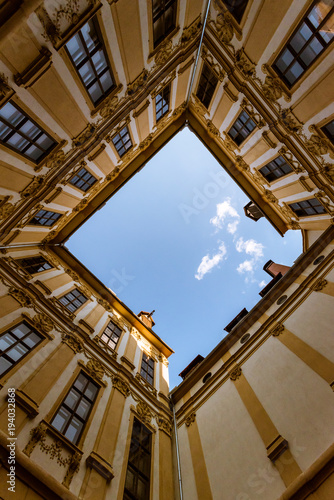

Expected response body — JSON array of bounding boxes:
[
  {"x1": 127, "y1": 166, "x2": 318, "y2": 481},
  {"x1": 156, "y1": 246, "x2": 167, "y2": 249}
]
[
  {"x1": 186, "y1": 0, "x2": 212, "y2": 107},
  {"x1": 173, "y1": 404, "x2": 183, "y2": 500}
]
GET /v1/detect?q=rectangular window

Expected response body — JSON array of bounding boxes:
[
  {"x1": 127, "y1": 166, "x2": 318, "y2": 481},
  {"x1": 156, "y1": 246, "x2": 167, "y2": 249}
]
[
  {"x1": 140, "y1": 352, "x2": 154, "y2": 386},
  {"x1": 259, "y1": 156, "x2": 293, "y2": 182},
  {"x1": 273, "y1": 1, "x2": 334, "y2": 87},
  {"x1": 65, "y1": 17, "x2": 116, "y2": 105},
  {"x1": 228, "y1": 110, "x2": 256, "y2": 145},
  {"x1": 223, "y1": 0, "x2": 249, "y2": 23},
  {"x1": 153, "y1": 0, "x2": 177, "y2": 48},
  {"x1": 51, "y1": 372, "x2": 99, "y2": 445},
  {"x1": 112, "y1": 126, "x2": 132, "y2": 157},
  {"x1": 124, "y1": 417, "x2": 152, "y2": 500},
  {"x1": 0, "y1": 322, "x2": 43, "y2": 377},
  {"x1": 321, "y1": 119, "x2": 334, "y2": 144},
  {"x1": 100, "y1": 320, "x2": 122, "y2": 350},
  {"x1": 29, "y1": 209, "x2": 62, "y2": 227},
  {"x1": 0, "y1": 100, "x2": 56, "y2": 162},
  {"x1": 196, "y1": 64, "x2": 218, "y2": 109},
  {"x1": 69, "y1": 167, "x2": 98, "y2": 192},
  {"x1": 289, "y1": 198, "x2": 326, "y2": 217},
  {"x1": 59, "y1": 288, "x2": 88, "y2": 313},
  {"x1": 17, "y1": 256, "x2": 53, "y2": 275},
  {"x1": 155, "y1": 85, "x2": 170, "y2": 121}
]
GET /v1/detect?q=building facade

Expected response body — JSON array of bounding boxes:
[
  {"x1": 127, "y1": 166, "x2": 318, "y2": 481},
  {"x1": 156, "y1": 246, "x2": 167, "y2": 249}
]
[{"x1": 0, "y1": 0, "x2": 333, "y2": 498}]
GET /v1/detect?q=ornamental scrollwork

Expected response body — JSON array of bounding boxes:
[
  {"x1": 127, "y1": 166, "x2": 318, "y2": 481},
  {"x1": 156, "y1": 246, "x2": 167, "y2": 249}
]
[
  {"x1": 32, "y1": 313, "x2": 54, "y2": 334},
  {"x1": 313, "y1": 278, "x2": 328, "y2": 292},
  {"x1": 0, "y1": 72, "x2": 11, "y2": 99},
  {"x1": 35, "y1": 148, "x2": 67, "y2": 172},
  {"x1": 61, "y1": 332, "x2": 83, "y2": 353},
  {"x1": 185, "y1": 412, "x2": 196, "y2": 427},
  {"x1": 0, "y1": 202, "x2": 15, "y2": 220},
  {"x1": 20, "y1": 176, "x2": 44, "y2": 199},
  {"x1": 235, "y1": 49, "x2": 255, "y2": 80},
  {"x1": 8, "y1": 287, "x2": 33, "y2": 308},
  {"x1": 158, "y1": 417, "x2": 173, "y2": 436},
  {"x1": 180, "y1": 16, "x2": 202, "y2": 45},
  {"x1": 23, "y1": 422, "x2": 47, "y2": 457},
  {"x1": 214, "y1": 11, "x2": 234, "y2": 44},
  {"x1": 127, "y1": 69, "x2": 149, "y2": 96},
  {"x1": 112, "y1": 375, "x2": 131, "y2": 397},
  {"x1": 154, "y1": 39, "x2": 174, "y2": 67},
  {"x1": 305, "y1": 135, "x2": 329, "y2": 157},
  {"x1": 271, "y1": 324, "x2": 285, "y2": 337},
  {"x1": 85, "y1": 358, "x2": 106, "y2": 381},
  {"x1": 136, "y1": 401, "x2": 152, "y2": 424},
  {"x1": 229, "y1": 366, "x2": 242, "y2": 381}
]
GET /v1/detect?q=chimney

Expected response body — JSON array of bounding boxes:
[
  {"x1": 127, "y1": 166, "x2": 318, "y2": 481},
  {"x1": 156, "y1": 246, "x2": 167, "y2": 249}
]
[
  {"x1": 263, "y1": 260, "x2": 290, "y2": 278},
  {"x1": 138, "y1": 310, "x2": 155, "y2": 329}
]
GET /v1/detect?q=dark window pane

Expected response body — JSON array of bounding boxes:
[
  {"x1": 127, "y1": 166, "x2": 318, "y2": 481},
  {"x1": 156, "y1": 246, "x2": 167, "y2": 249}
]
[
  {"x1": 112, "y1": 126, "x2": 132, "y2": 157},
  {"x1": 273, "y1": 1, "x2": 334, "y2": 87},
  {"x1": 66, "y1": 18, "x2": 115, "y2": 105},
  {"x1": 70, "y1": 167, "x2": 97, "y2": 192},
  {"x1": 51, "y1": 372, "x2": 99, "y2": 445},
  {"x1": 17, "y1": 256, "x2": 53, "y2": 274},
  {"x1": 289, "y1": 198, "x2": 326, "y2": 217},
  {"x1": 321, "y1": 119, "x2": 334, "y2": 144},
  {"x1": 227, "y1": 111, "x2": 256, "y2": 146},
  {"x1": 0, "y1": 322, "x2": 43, "y2": 377},
  {"x1": 59, "y1": 288, "x2": 88, "y2": 312},
  {"x1": 259, "y1": 156, "x2": 293, "y2": 182},
  {"x1": 223, "y1": 0, "x2": 249, "y2": 23},
  {"x1": 0, "y1": 101, "x2": 56, "y2": 162},
  {"x1": 124, "y1": 418, "x2": 152, "y2": 500},
  {"x1": 141, "y1": 352, "x2": 155, "y2": 386},
  {"x1": 153, "y1": 0, "x2": 177, "y2": 47},
  {"x1": 29, "y1": 209, "x2": 61, "y2": 227},
  {"x1": 155, "y1": 84, "x2": 170, "y2": 121},
  {"x1": 196, "y1": 64, "x2": 218, "y2": 108}
]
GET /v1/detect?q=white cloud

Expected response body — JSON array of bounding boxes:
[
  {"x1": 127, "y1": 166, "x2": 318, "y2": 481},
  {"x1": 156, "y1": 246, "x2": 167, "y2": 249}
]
[
  {"x1": 227, "y1": 220, "x2": 239, "y2": 235},
  {"x1": 195, "y1": 242, "x2": 227, "y2": 280},
  {"x1": 237, "y1": 260, "x2": 254, "y2": 274},
  {"x1": 210, "y1": 198, "x2": 240, "y2": 231},
  {"x1": 236, "y1": 237, "x2": 264, "y2": 259},
  {"x1": 259, "y1": 280, "x2": 267, "y2": 288}
]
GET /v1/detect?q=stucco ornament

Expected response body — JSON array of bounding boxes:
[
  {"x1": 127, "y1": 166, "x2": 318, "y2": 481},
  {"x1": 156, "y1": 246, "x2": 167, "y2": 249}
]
[
  {"x1": 229, "y1": 366, "x2": 242, "y2": 381},
  {"x1": 112, "y1": 375, "x2": 131, "y2": 397},
  {"x1": 9, "y1": 287, "x2": 33, "y2": 307},
  {"x1": 155, "y1": 39, "x2": 173, "y2": 66},
  {"x1": 306, "y1": 135, "x2": 329, "y2": 157},
  {"x1": 185, "y1": 412, "x2": 196, "y2": 427},
  {"x1": 136, "y1": 401, "x2": 152, "y2": 424},
  {"x1": 262, "y1": 76, "x2": 284, "y2": 102},
  {"x1": 32, "y1": 313, "x2": 54, "y2": 333},
  {"x1": 313, "y1": 278, "x2": 328, "y2": 292},
  {"x1": 0, "y1": 202, "x2": 15, "y2": 220},
  {"x1": 271, "y1": 324, "x2": 285, "y2": 337},
  {"x1": 215, "y1": 13, "x2": 234, "y2": 43}
]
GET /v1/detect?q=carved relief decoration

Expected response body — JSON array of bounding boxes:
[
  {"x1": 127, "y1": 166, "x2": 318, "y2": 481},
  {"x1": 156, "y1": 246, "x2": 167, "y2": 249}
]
[
  {"x1": 271, "y1": 324, "x2": 285, "y2": 337},
  {"x1": 229, "y1": 366, "x2": 242, "y2": 381},
  {"x1": 158, "y1": 417, "x2": 173, "y2": 436},
  {"x1": 185, "y1": 412, "x2": 196, "y2": 427},
  {"x1": 32, "y1": 313, "x2": 54, "y2": 334},
  {"x1": 313, "y1": 278, "x2": 328, "y2": 292},
  {"x1": 0, "y1": 72, "x2": 11, "y2": 99},
  {"x1": 9, "y1": 287, "x2": 33, "y2": 308},
  {"x1": 61, "y1": 332, "x2": 83, "y2": 353},
  {"x1": 20, "y1": 176, "x2": 45, "y2": 199},
  {"x1": 112, "y1": 375, "x2": 130, "y2": 397},
  {"x1": 135, "y1": 401, "x2": 152, "y2": 424}
]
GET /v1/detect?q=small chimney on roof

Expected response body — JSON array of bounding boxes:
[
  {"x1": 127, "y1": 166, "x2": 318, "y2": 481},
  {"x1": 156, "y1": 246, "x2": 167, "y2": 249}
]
[
  {"x1": 138, "y1": 310, "x2": 155, "y2": 329},
  {"x1": 263, "y1": 260, "x2": 290, "y2": 278}
]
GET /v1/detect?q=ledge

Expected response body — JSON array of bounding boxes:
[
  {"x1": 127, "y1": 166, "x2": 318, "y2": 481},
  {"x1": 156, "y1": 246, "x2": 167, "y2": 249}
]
[
  {"x1": 266, "y1": 435, "x2": 289, "y2": 462},
  {"x1": 86, "y1": 451, "x2": 114, "y2": 481},
  {"x1": 14, "y1": 389, "x2": 39, "y2": 418}
]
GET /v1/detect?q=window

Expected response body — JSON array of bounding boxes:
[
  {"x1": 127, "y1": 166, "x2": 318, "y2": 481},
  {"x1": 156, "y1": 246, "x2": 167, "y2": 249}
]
[
  {"x1": 59, "y1": 288, "x2": 88, "y2": 313},
  {"x1": 273, "y1": 1, "x2": 334, "y2": 87},
  {"x1": 0, "y1": 100, "x2": 56, "y2": 162},
  {"x1": 112, "y1": 126, "x2": 132, "y2": 157},
  {"x1": 321, "y1": 119, "x2": 334, "y2": 144},
  {"x1": 228, "y1": 110, "x2": 256, "y2": 145},
  {"x1": 69, "y1": 167, "x2": 98, "y2": 192},
  {"x1": 152, "y1": 0, "x2": 177, "y2": 48},
  {"x1": 223, "y1": 0, "x2": 249, "y2": 23},
  {"x1": 140, "y1": 352, "x2": 154, "y2": 386},
  {"x1": 155, "y1": 85, "x2": 170, "y2": 121},
  {"x1": 259, "y1": 156, "x2": 293, "y2": 182},
  {"x1": 289, "y1": 198, "x2": 326, "y2": 217},
  {"x1": 100, "y1": 320, "x2": 122, "y2": 350},
  {"x1": 196, "y1": 64, "x2": 218, "y2": 109},
  {"x1": 17, "y1": 256, "x2": 53, "y2": 275},
  {"x1": 51, "y1": 372, "x2": 99, "y2": 445},
  {"x1": 0, "y1": 322, "x2": 43, "y2": 377},
  {"x1": 65, "y1": 17, "x2": 116, "y2": 105},
  {"x1": 29, "y1": 209, "x2": 62, "y2": 227},
  {"x1": 124, "y1": 417, "x2": 152, "y2": 500}
]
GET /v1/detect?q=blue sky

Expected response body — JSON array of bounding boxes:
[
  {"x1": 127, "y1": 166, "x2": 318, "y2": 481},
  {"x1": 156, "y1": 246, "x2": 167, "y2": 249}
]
[{"x1": 68, "y1": 128, "x2": 301, "y2": 389}]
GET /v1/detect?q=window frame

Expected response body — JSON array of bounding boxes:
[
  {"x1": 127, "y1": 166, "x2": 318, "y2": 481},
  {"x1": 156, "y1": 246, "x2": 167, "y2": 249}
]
[
  {"x1": 0, "y1": 99, "x2": 57, "y2": 163},
  {"x1": 16, "y1": 256, "x2": 54, "y2": 276},
  {"x1": 50, "y1": 371, "x2": 100, "y2": 446},
  {"x1": 152, "y1": 0, "x2": 178, "y2": 49},
  {"x1": 0, "y1": 320, "x2": 46, "y2": 379},
  {"x1": 100, "y1": 319, "x2": 122, "y2": 351},
  {"x1": 196, "y1": 62, "x2": 219, "y2": 110},
  {"x1": 123, "y1": 416, "x2": 153, "y2": 500},
  {"x1": 140, "y1": 352, "x2": 155, "y2": 386},
  {"x1": 222, "y1": 0, "x2": 249, "y2": 24},
  {"x1": 58, "y1": 288, "x2": 88, "y2": 313},
  {"x1": 69, "y1": 165, "x2": 98, "y2": 193},
  {"x1": 155, "y1": 83, "x2": 171, "y2": 122},
  {"x1": 320, "y1": 118, "x2": 334, "y2": 145},
  {"x1": 111, "y1": 125, "x2": 133, "y2": 158},
  {"x1": 27, "y1": 209, "x2": 63, "y2": 227},
  {"x1": 64, "y1": 16, "x2": 117, "y2": 106},
  {"x1": 272, "y1": 1, "x2": 334, "y2": 88},
  {"x1": 227, "y1": 110, "x2": 257, "y2": 146},
  {"x1": 288, "y1": 197, "x2": 327, "y2": 218},
  {"x1": 258, "y1": 155, "x2": 294, "y2": 183}
]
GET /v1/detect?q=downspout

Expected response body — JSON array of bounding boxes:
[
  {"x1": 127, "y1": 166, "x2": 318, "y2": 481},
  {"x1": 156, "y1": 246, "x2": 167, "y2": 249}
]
[
  {"x1": 173, "y1": 403, "x2": 183, "y2": 500},
  {"x1": 186, "y1": 0, "x2": 212, "y2": 107}
]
